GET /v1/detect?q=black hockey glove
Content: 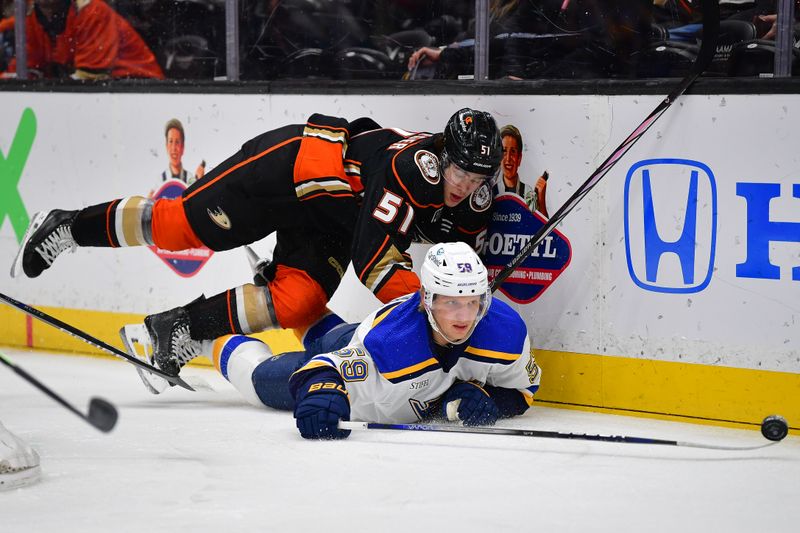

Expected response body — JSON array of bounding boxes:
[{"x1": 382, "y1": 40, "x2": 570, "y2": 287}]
[
  {"x1": 441, "y1": 381, "x2": 499, "y2": 426},
  {"x1": 293, "y1": 371, "x2": 351, "y2": 440}
]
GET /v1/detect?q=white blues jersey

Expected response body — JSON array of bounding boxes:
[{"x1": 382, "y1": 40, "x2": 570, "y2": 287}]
[{"x1": 293, "y1": 292, "x2": 541, "y2": 423}]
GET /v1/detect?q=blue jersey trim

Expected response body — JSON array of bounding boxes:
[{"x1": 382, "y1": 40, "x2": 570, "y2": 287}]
[{"x1": 219, "y1": 335, "x2": 263, "y2": 380}]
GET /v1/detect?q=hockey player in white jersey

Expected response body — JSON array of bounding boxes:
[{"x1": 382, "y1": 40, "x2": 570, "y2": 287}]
[{"x1": 136, "y1": 241, "x2": 541, "y2": 439}]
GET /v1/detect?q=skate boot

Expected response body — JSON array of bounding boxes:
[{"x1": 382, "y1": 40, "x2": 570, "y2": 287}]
[
  {"x1": 11, "y1": 210, "x2": 78, "y2": 278},
  {"x1": 120, "y1": 323, "x2": 170, "y2": 395},
  {"x1": 0, "y1": 422, "x2": 41, "y2": 491},
  {"x1": 144, "y1": 306, "x2": 202, "y2": 377}
]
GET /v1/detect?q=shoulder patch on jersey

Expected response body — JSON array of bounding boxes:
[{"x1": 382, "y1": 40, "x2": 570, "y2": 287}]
[
  {"x1": 413, "y1": 150, "x2": 440, "y2": 185},
  {"x1": 469, "y1": 183, "x2": 492, "y2": 212}
]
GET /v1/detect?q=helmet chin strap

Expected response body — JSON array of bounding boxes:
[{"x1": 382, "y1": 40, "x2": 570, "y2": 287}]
[{"x1": 424, "y1": 306, "x2": 477, "y2": 346}]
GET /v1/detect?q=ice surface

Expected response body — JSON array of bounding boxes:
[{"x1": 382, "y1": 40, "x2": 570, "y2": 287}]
[{"x1": 1, "y1": 349, "x2": 798, "y2": 532}]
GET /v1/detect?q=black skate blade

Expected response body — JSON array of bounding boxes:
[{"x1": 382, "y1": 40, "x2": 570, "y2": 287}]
[{"x1": 168, "y1": 375, "x2": 195, "y2": 392}]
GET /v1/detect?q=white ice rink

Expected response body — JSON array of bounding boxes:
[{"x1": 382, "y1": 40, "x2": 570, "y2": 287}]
[{"x1": 1, "y1": 348, "x2": 798, "y2": 533}]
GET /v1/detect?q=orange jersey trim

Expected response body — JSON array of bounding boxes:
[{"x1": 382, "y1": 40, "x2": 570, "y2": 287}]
[
  {"x1": 456, "y1": 225, "x2": 484, "y2": 235},
  {"x1": 359, "y1": 234, "x2": 391, "y2": 281}
]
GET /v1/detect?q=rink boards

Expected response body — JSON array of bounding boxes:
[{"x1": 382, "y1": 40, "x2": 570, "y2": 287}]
[{"x1": 1, "y1": 91, "x2": 798, "y2": 432}]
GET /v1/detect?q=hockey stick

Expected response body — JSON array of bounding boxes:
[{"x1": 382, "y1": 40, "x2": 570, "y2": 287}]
[
  {"x1": 338, "y1": 421, "x2": 779, "y2": 451},
  {"x1": 0, "y1": 351, "x2": 118, "y2": 433},
  {"x1": 490, "y1": 0, "x2": 720, "y2": 291},
  {"x1": 0, "y1": 292, "x2": 194, "y2": 392}
]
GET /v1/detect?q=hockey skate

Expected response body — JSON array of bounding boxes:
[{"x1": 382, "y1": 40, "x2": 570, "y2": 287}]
[
  {"x1": 0, "y1": 422, "x2": 41, "y2": 491},
  {"x1": 10, "y1": 210, "x2": 78, "y2": 278},
  {"x1": 121, "y1": 307, "x2": 201, "y2": 394},
  {"x1": 120, "y1": 323, "x2": 170, "y2": 395}
]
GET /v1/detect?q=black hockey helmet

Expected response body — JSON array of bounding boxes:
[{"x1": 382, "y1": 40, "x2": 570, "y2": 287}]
[{"x1": 442, "y1": 108, "x2": 502, "y2": 178}]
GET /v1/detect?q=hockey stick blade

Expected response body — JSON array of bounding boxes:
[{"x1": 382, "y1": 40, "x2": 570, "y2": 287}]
[
  {"x1": 339, "y1": 421, "x2": 779, "y2": 451},
  {"x1": 0, "y1": 292, "x2": 194, "y2": 392},
  {"x1": 87, "y1": 398, "x2": 119, "y2": 433},
  {"x1": 490, "y1": 0, "x2": 720, "y2": 291},
  {"x1": 0, "y1": 351, "x2": 118, "y2": 433}
]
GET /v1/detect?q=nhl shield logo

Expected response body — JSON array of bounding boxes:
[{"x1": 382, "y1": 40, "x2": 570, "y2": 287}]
[
  {"x1": 483, "y1": 194, "x2": 572, "y2": 303},
  {"x1": 149, "y1": 180, "x2": 213, "y2": 277}
]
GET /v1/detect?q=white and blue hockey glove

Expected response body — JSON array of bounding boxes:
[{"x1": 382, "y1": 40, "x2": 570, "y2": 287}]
[
  {"x1": 293, "y1": 373, "x2": 351, "y2": 440},
  {"x1": 442, "y1": 381, "x2": 500, "y2": 426}
]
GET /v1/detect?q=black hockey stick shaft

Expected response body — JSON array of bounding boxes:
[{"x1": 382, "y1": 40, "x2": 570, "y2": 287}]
[
  {"x1": 0, "y1": 292, "x2": 194, "y2": 391},
  {"x1": 0, "y1": 351, "x2": 118, "y2": 433},
  {"x1": 490, "y1": 0, "x2": 720, "y2": 291},
  {"x1": 339, "y1": 422, "x2": 777, "y2": 451}
]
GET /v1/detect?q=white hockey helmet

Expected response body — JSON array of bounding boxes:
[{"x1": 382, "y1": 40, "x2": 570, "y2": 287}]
[{"x1": 420, "y1": 242, "x2": 491, "y2": 344}]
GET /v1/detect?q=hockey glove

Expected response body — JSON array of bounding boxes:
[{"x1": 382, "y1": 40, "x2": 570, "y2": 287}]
[
  {"x1": 442, "y1": 381, "x2": 499, "y2": 426},
  {"x1": 293, "y1": 372, "x2": 351, "y2": 440}
]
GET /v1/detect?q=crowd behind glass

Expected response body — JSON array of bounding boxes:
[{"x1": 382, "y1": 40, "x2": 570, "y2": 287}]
[{"x1": 1, "y1": 0, "x2": 797, "y2": 81}]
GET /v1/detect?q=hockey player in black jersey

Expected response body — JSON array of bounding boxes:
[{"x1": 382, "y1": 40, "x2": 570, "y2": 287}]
[{"x1": 11, "y1": 108, "x2": 502, "y2": 381}]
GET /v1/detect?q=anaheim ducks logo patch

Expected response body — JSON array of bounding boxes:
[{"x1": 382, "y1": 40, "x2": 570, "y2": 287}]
[
  {"x1": 207, "y1": 206, "x2": 232, "y2": 230},
  {"x1": 469, "y1": 183, "x2": 492, "y2": 212},
  {"x1": 414, "y1": 150, "x2": 440, "y2": 185}
]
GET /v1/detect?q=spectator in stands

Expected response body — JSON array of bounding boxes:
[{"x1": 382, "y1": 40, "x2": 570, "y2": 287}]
[
  {"x1": 2, "y1": 0, "x2": 163, "y2": 79},
  {"x1": 727, "y1": 0, "x2": 800, "y2": 40},
  {"x1": 407, "y1": 0, "x2": 654, "y2": 79},
  {"x1": 0, "y1": 3, "x2": 15, "y2": 72}
]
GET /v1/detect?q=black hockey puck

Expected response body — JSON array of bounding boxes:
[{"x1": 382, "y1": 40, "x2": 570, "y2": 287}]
[{"x1": 761, "y1": 415, "x2": 789, "y2": 442}]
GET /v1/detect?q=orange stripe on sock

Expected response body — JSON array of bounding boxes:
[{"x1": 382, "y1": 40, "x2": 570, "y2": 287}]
[
  {"x1": 105, "y1": 199, "x2": 119, "y2": 247},
  {"x1": 226, "y1": 289, "x2": 236, "y2": 334}
]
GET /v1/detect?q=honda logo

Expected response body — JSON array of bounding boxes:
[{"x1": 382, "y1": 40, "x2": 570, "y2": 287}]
[{"x1": 624, "y1": 159, "x2": 717, "y2": 293}]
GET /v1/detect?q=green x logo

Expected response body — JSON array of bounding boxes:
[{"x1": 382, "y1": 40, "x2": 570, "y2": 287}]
[{"x1": 0, "y1": 108, "x2": 36, "y2": 243}]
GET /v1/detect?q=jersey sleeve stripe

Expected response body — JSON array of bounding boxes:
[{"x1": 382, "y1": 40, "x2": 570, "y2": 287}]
[
  {"x1": 291, "y1": 358, "x2": 337, "y2": 379},
  {"x1": 464, "y1": 346, "x2": 521, "y2": 362},
  {"x1": 294, "y1": 177, "x2": 353, "y2": 200},
  {"x1": 380, "y1": 357, "x2": 439, "y2": 382},
  {"x1": 361, "y1": 242, "x2": 411, "y2": 293},
  {"x1": 359, "y1": 234, "x2": 390, "y2": 281},
  {"x1": 371, "y1": 302, "x2": 400, "y2": 327},
  {"x1": 343, "y1": 160, "x2": 364, "y2": 193},
  {"x1": 456, "y1": 225, "x2": 484, "y2": 235}
]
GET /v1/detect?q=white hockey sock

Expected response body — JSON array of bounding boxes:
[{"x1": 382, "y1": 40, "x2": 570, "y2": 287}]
[{"x1": 209, "y1": 336, "x2": 273, "y2": 407}]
